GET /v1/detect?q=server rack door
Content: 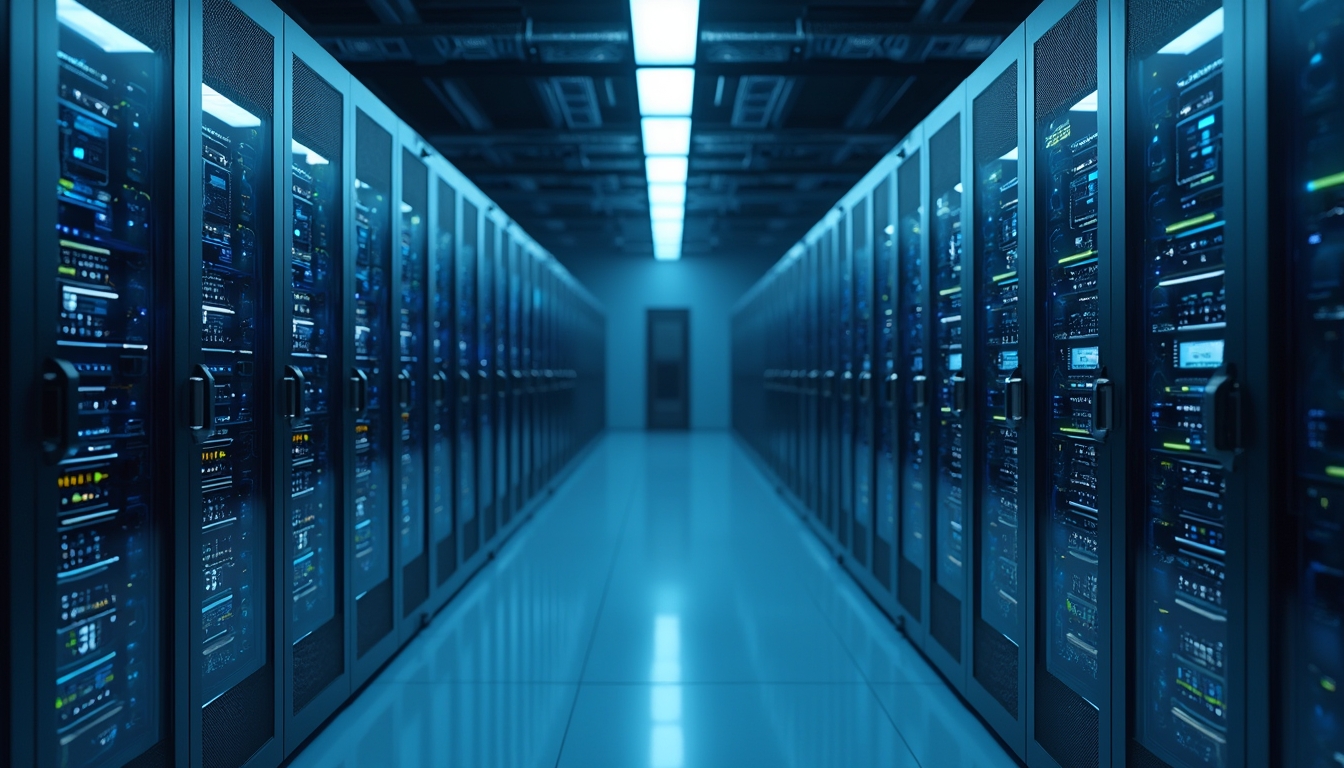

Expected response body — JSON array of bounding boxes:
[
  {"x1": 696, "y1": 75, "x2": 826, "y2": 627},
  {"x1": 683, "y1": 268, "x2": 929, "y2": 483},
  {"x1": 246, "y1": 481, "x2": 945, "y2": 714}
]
[
  {"x1": 925, "y1": 89, "x2": 971, "y2": 684},
  {"x1": 1281, "y1": 1, "x2": 1344, "y2": 766},
  {"x1": 521, "y1": 249, "x2": 535, "y2": 501},
  {"x1": 853, "y1": 195, "x2": 875, "y2": 568},
  {"x1": 838, "y1": 211, "x2": 855, "y2": 550},
  {"x1": 23, "y1": 2, "x2": 184, "y2": 766},
  {"x1": 476, "y1": 218, "x2": 496, "y2": 543},
  {"x1": 492, "y1": 225, "x2": 509, "y2": 530},
  {"x1": 1026, "y1": 1, "x2": 1111, "y2": 766},
  {"x1": 820, "y1": 230, "x2": 838, "y2": 535},
  {"x1": 790, "y1": 262, "x2": 806, "y2": 497},
  {"x1": 281, "y1": 23, "x2": 349, "y2": 751},
  {"x1": 396, "y1": 140, "x2": 429, "y2": 636},
  {"x1": 895, "y1": 140, "x2": 931, "y2": 640},
  {"x1": 806, "y1": 244, "x2": 821, "y2": 518},
  {"x1": 507, "y1": 238, "x2": 523, "y2": 523},
  {"x1": 539, "y1": 267, "x2": 553, "y2": 484},
  {"x1": 456, "y1": 200, "x2": 479, "y2": 561},
  {"x1": 191, "y1": 0, "x2": 283, "y2": 765},
  {"x1": 429, "y1": 174, "x2": 457, "y2": 593},
  {"x1": 1125, "y1": 2, "x2": 1241, "y2": 767},
  {"x1": 966, "y1": 27, "x2": 1029, "y2": 755},
  {"x1": 349, "y1": 91, "x2": 398, "y2": 681},
  {"x1": 874, "y1": 172, "x2": 899, "y2": 594}
]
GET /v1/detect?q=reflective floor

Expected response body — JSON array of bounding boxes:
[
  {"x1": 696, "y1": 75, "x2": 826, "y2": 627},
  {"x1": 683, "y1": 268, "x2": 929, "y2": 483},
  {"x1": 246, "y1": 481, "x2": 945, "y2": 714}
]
[{"x1": 286, "y1": 431, "x2": 1019, "y2": 768}]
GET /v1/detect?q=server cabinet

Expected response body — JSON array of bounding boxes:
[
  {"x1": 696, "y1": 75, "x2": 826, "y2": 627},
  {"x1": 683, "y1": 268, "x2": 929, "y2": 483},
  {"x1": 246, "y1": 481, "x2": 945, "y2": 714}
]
[
  {"x1": 874, "y1": 170, "x2": 899, "y2": 595},
  {"x1": 348, "y1": 84, "x2": 399, "y2": 685},
  {"x1": 852, "y1": 195, "x2": 875, "y2": 568},
  {"x1": 538, "y1": 266, "x2": 553, "y2": 485},
  {"x1": 1026, "y1": 2, "x2": 1113, "y2": 766},
  {"x1": 506, "y1": 235, "x2": 524, "y2": 524},
  {"x1": 281, "y1": 20, "x2": 349, "y2": 752},
  {"x1": 789, "y1": 258, "x2": 807, "y2": 498},
  {"x1": 1121, "y1": 2, "x2": 1272, "y2": 766},
  {"x1": 189, "y1": 0, "x2": 284, "y2": 765},
  {"x1": 476, "y1": 217, "x2": 496, "y2": 544},
  {"x1": 10, "y1": 0, "x2": 186, "y2": 765},
  {"x1": 805, "y1": 244, "x2": 821, "y2": 519},
  {"x1": 837, "y1": 209, "x2": 855, "y2": 551},
  {"x1": 520, "y1": 247, "x2": 536, "y2": 501},
  {"x1": 894, "y1": 138, "x2": 931, "y2": 643},
  {"x1": 1280, "y1": 1, "x2": 1344, "y2": 766},
  {"x1": 395, "y1": 130, "x2": 430, "y2": 640},
  {"x1": 426, "y1": 161, "x2": 458, "y2": 600},
  {"x1": 456, "y1": 198, "x2": 479, "y2": 561},
  {"x1": 924, "y1": 86, "x2": 971, "y2": 687},
  {"x1": 820, "y1": 229, "x2": 839, "y2": 535},
  {"x1": 492, "y1": 222, "x2": 510, "y2": 532},
  {"x1": 966, "y1": 25, "x2": 1030, "y2": 757}
]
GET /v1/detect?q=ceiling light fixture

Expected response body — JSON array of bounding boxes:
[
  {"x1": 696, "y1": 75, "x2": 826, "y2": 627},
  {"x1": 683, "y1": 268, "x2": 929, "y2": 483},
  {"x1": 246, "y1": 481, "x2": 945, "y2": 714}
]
[
  {"x1": 630, "y1": 0, "x2": 699, "y2": 66},
  {"x1": 646, "y1": 156, "x2": 689, "y2": 185},
  {"x1": 642, "y1": 117, "x2": 693, "y2": 155},
  {"x1": 636, "y1": 68, "x2": 695, "y2": 117}
]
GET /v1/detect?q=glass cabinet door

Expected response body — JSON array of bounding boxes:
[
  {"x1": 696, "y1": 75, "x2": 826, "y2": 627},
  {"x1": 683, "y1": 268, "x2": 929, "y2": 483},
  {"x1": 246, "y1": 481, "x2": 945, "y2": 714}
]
[
  {"x1": 396, "y1": 150, "x2": 428, "y2": 603},
  {"x1": 457, "y1": 202, "x2": 478, "y2": 558},
  {"x1": 896, "y1": 153, "x2": 928, "y2": 615},
  {"x1": 874, "y1": 177, "x2": 898, "y2": 590},
  {"x1": 430, "y1": 180, "x2": 456, "y2": 585}
]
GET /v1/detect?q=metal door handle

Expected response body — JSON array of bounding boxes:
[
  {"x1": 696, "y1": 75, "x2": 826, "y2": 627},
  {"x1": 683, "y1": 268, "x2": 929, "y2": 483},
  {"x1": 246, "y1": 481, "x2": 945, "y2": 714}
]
[
  {"x1": 912, "y1": 373, "x2": 927, "y2": 409},
  {"x1": 1004, "y1": 370, "x2": 1025, "y2": 426},
  {"x1": 42, "y1": 357, "x2": 81, "y2": 463},
  {"x1": 858, "y1": 371, "x2": 873, "y2": 402},
  {"x1": 1090, "y1": 376, "x2": 1113, "y2": 440},
  {"x1": 841, "y1": 370, "x2": 854, "y2": 401},
  {"x1": 283, "y1": 364, "x2": 306, "y2": 421},
  {"x1": 1202, "y1": 363, "x2": 1242, "y2": 469},
  {"x1": 951, "y1": 373, "x2": 967, "y2": 415},
  {"x1": 189, "y1": 363, "x2": 217, "y2": 442},
  {"x1": 398, "y1": 370, "x2": 412, "y2": 409},
  {"x1": 351, "y1": 368, "x2": 369, "y2": 415},
  {"x1": 884, "y1": 373, "x2": 898, "y2": 405}
]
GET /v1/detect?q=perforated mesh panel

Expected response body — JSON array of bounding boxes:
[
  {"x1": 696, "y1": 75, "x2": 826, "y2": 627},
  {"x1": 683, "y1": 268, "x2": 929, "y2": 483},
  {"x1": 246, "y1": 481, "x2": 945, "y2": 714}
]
[
  {"x1": 403, "y1": 150, "x2": 428, "y2": 212},
  {"x1": 203, "y1": 0, "x2": 272, "y2": 118},
  {"x1": 356, "y1": 111, "x2": 392, "y2": 193},
  {"x1": 356, "y1": 579, "x2": 393, "y2": 657},
  {"x1": 974, "y1": 617, "x2": 1019, "y2": 717},
  {"x1": 125, "y1": 741, "x2": 173, "y2": 768},
  {"x1": 1127, "y1": 738, "x2": 1175, "y2": 768},
  {"x1": 974, "y1": 64, "x2": 1019, "y2": 167},
  {"x1": 1035, "y1": 665, "x2": 1100, "y2": 768},
  {"x1": 929, "y1": 116, "x2": 962, "y2": 200},
  {"x1": 292, "y1": 58, "x2": 342, "y2": 166},
  {"x1": 202, "y1": 667, "x2": 273, "y2": 768},
  {"x1": 292, "y1": 616, "x2": 343, "y2": 714},
  {"x1": 83, "y1": 0, "x2": 173, "y2": 53},
  {"x1": 930, "y1": 582, "x2": 962, "y2": 660},
  {"x1": 1126, "y1": 0, "x2": 1223, "y2": 60},
  {"x1": 403, "y1": 553, "x2": 428, "y2": 616},
  {"x1": 1034, "y1": 0, "x2": 1097, "y2": 120},
  {"x1": 899, "y1": 556, "x2": 922, "y2": 619}
]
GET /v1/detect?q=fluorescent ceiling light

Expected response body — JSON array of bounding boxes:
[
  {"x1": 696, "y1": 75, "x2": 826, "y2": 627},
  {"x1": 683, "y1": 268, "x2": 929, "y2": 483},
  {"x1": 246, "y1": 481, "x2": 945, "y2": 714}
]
[
  {"x1": 637, "y1": 68, "x2": 695, "y2": 116},
  {"x1": 291, "y1": 139, "x2": 329, "y2": 166},
  {"x1": 654, "y1": 243, "x2": 682, "y2": 261},
  {"x1": 1000, "y1": 147, "x2": 1019, "y2": 161},
  {"x1": 642, "y1": 117, "x2": 693, "y2": 156},
  {"x1": 1159, "y1": 8, "x2": 1224, "y2": 55},
  {"x1": 58, "y1": 0, "x2": 152, "y2": 53},
  {"x1": 651, "y1": 203, "x2": 685, "y2": 221},
  {"x1": 647, "y1": 156, "x2": 689, "y2": 184},
  {"x1": 630, "y1": 0, "x2": 700, "y2": 66},
  {"x1": 202, "y1": 84, "x2": 261, "y2": 128},
  {"x1": 653, "y1": 219, "x2": 684, "y2": 243},
  {"x1": 1070, "y1": 90, "x2": 1099, "y2": 112},
  {"x1": 648, "y1": 183, "x2": 687, "y2": 205}
]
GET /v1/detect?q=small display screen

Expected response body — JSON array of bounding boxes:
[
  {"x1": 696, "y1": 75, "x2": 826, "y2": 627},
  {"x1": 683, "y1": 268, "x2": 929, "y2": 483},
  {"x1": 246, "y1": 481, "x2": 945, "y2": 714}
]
[
  {"x1": 949, "y1": 352, "x2": 963, "y2": 371},
  {"x1": 1178, "y1": 339, "x2": 1224, "y2": 369},
  {"x1": 1071, "y1": 346, "x2": 1100, "y2": 369},
  {"x1": 999, "y1": 350, "x2": 1019, "y2": 371}
]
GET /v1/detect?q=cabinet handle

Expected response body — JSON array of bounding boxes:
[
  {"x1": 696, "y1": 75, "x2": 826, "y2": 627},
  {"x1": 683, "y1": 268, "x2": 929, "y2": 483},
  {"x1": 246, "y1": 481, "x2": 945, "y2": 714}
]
[
  {"x1": 398, "y1": 370, "x2": 412, "y2": 410},
  {"x1": 1202, "y1": 364, "x2": 1242, "y2": 469},
  {"x1": 884, "y1": 373, "x2": 898, "y2": 405},
  {"x1": 42, "y1": 357, "x2": 81, "y2": 463},
  {"x1": 951, "y1": 373, "x2": 967, "y2": 415},
  {"x1": 188, "y1": 363, "x2": 217, "y2": 443},
  {"x1": 1004, "y1": 370, "x2": 1025, "y2": 426},
  {"x1": 351, "y1": 368, "x2": 369, "y2": 415},
  {"x1": 283, "y1": 365, "x2": 306, "y2": 421},
  {"x1": 912, "y1": 373, "x2": 927, "y2": 409},
  {"x1": 858, "y1": 371, "x2": 873, "y2": 402},
  {"x1": 1090, "y1": 376, "x2": 1113, "y2": 440}
]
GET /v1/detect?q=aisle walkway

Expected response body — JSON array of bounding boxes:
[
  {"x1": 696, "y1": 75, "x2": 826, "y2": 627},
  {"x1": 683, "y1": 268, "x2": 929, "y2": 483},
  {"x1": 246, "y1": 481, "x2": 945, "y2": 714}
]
[{"x1": 285, "y1": 432, "x2": 1019, "y2": 768}]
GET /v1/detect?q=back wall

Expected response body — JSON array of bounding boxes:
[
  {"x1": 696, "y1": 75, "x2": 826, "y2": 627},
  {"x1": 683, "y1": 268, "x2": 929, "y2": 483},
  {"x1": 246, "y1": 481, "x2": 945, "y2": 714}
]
[{"x1": 558, "y1": 253, "x2": 777, "y2": 430}]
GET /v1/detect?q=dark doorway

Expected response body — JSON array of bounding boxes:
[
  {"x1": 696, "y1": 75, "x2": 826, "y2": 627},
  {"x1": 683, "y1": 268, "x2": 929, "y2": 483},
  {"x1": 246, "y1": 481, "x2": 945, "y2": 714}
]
[{"x1": 646, "y1": 309, "x2": 690, "y2": 429}]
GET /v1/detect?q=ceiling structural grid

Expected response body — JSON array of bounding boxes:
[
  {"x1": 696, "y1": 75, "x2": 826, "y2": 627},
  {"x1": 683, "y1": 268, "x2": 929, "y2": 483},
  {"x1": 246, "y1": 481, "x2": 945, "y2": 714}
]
[{"x1": 631, "y1": 0, "x2": 699, "y2": 261}]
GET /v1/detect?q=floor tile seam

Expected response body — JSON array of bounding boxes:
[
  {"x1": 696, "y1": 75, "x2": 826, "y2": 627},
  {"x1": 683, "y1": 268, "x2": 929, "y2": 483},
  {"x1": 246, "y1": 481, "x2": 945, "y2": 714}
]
[{"x1": 551, "y1": 463, "x2": 642, "y2": 768}]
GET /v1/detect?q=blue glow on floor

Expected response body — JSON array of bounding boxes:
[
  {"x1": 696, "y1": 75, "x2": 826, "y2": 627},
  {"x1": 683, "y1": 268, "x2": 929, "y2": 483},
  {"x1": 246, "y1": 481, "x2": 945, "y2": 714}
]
[{"x1": 284, "y1": 431, "x2": 1018, "y2": 768}]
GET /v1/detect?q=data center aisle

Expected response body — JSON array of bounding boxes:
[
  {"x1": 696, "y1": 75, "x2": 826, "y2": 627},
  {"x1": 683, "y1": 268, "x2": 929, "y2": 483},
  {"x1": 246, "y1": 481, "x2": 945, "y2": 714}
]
[{"x1": 284, "y1": 432, "x2": 1018, "y2": 768}]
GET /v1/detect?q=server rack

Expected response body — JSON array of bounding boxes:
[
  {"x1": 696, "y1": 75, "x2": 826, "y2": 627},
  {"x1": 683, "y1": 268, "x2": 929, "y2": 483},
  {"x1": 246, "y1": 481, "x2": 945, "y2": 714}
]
[
  {"x1": 874, "y1": 169, "x2": 899, "y2": 597},
  {"x1": 965, "y1": 27, "x2": 1030, "y2": 755},
  {"x1": 189, "y1": 1, "x2": 284, "y2": 765},
  {"x1": 456, "y1": 194, "x2": 480, "y2": 562},
  {"x1": 923, "y1": 85, "x2": 972, "y2": 689},
  {"x1": 1277, "y1": 1, "x2": 1344, "y2": 766},
  {"x1": 521, "y1": 246, "x2": 536, "y2": 501},
  {"x1": 852, "y1": 193, "x2": 875, "y2": 570},
  {"x1": 837, "y1": 208, "x2": 856, "y2": 552},
  {"x1": 348, "y1": 81, "x2": 399, "y2": 688},
  {"x1": 10, "y1": 0, "x2": 188, "y2": 764},
  {"x1": 506, "y1": 234, "x2": 524, "y2": 526},
  {"x1": 805, "y1": 243, "x2": 821, "y2": 523},
  {"x1": 425, "y1": 156, "x2": 459, "y2": 607},
  {"x1": 477, "y1": 215, "x2": 496, "y2": 544},
  {"x1": 894, "y1": 135, "x2": 931, "y2": 646},
  {"x1": 491, "y1": 219, "x2": 510, "y2": 534},
  {"x1": 820, "y1": 226, "x2": 838, "y2": 536},
  {"x1": 281, "y1": 19, "x2": 350, "y2": 752},
  {"x1": 394, "y1": 126, "x2": 430, "y2": 641}
]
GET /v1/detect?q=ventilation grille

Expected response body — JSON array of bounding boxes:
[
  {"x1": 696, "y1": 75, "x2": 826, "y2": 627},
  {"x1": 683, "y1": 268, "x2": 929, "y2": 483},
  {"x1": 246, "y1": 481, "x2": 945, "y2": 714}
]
[
  {"x1": 202, "y1": 667, "x2": 273, "y2": 768},
  {"x1": 973, "y1": 617, "x2": 1019, "y2": 718},
  {"x1": 1034, "y1": 0, "x2": 1096, "y2": 121},
  {"x1": 1126, "y1": 0, "x2": 1223, "y2": 60},
  {"x1": 203, "y1": 0, "x2": 273, "y2": 118},
  {"x1": 898, "y1": 150, "x2": 921, "y2": 218},
  {"x1": 403, "y1": 150, "x2": 428, "y2": 213},
  {"x1": 292, "y1": 617, "x2": 343, "y2": 714},
  {"x1": 356, "y1": 579, "x2": 393, "y2": 657},
  {"x1": 929, "y1": 115, "x2": 962, "y2": 199},
  {"x1": 355, "y1": 110, "x2": 393, "y2": 194},
  {"x1": 1126, "y1": 738, "x2": 1175, "y2": 768},
  {"x1": 899, "y1": 556, "x2": 922, "y2": 619},
  {"x1": 930, "y1": 582, "x2": 962, "y2": 659},
  {"x1": 973, "y1": 63, "x2": 1018, "y2": 168},
  {"x1": 83, "y1": 0, "x2": 173, "y2": 53},
  {"x1": 292, "y1": 57, "x2": 342, "y2": 167},
  {"x1": 1035, "y1": 667, "x2": 1100, "y2": 768}
]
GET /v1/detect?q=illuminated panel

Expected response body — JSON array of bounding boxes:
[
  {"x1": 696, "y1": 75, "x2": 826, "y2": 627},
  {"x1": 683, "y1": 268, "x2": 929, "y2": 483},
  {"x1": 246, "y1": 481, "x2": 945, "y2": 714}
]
[
  {"x1": 494, "y1": 231, "x2": 509, "y2": 527},
  {"x1": 53, "y1": 10, "x2": 162, "y2": 762},
  {"x1": 873, "y1": 178, "x2": 898, "y2": 587},
  {"x1": 478, "y1": 220, "x2": 496, "y2": 540},
  {"x1": 508, "y1": 238, "x2": 524, "y2": 519},
  {"x1": 852, "y1": 199, "x2": 874, "y2": 566},
  {"x1": 398, "y1": 152, "x2": 426, "y2": 566},
  {"x1": 897, "y1": 154, "x2": 928, "y2": 571},
  {"x1": 430, "y1": 179, "x2": 456, "y2": 580},
  {"x1": 1289, "y1": 1, "x2": 1344, "y2": 766},
  {"x1": 838, "y1": 211, "x2": 855, "y2": 547},
  {"x1": 1133, "y1": 7, "x2": 1229, "y2": 765},
  {"x1": 457, "y1": 202, "x2": 479, "y2": 558}
]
